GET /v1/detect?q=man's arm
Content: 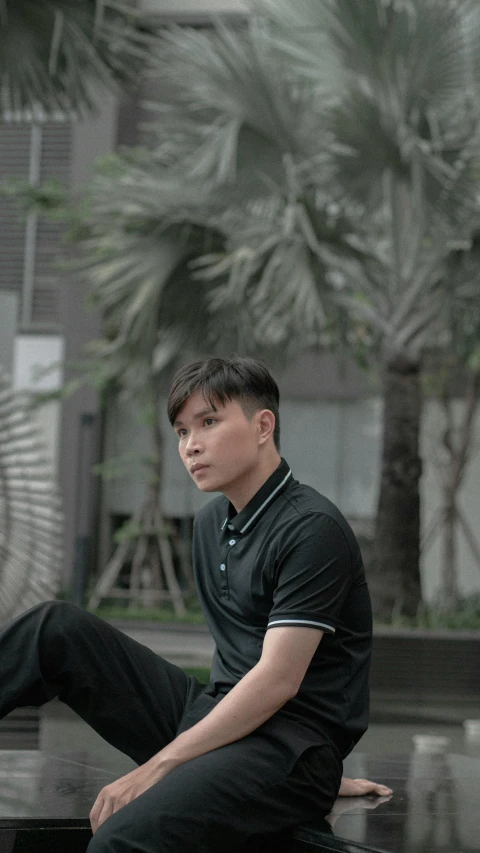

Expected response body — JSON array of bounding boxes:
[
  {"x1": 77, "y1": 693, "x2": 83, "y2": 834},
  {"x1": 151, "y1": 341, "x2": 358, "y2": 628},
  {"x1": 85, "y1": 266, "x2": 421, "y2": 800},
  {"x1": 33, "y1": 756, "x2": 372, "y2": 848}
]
[
  {"x1": 90, "y1": 625, "x2": 323, "y2": 831},
  {"x1": 158, "y1": 625, "x2": 323, "y2": 766}
]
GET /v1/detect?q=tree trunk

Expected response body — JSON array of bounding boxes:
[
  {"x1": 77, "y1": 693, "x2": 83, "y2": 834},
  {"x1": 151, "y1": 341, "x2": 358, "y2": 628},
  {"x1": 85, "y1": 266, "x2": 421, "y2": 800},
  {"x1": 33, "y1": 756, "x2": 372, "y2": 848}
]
[
  {"x1": 441, "y1": 496, "x2": 458, "y2": 611},
  {"x1": 372, "y1": 354, "x2": 423, "y2": 618},
  {"x1": 87, "y1": 394, "x2": 186, "y2": 615}
]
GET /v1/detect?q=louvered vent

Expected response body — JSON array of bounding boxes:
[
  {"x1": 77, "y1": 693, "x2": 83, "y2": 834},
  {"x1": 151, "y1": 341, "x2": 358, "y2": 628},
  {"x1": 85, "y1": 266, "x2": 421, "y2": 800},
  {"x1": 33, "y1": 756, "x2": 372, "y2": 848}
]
[
  {"x1": 34, "y1": 122, "x2": 71, "y2": 327},
  {"x1": 0, "y1": 121, "x2": 72, "y2": 329},
  {"x1": 0, "y1": 125, "x2": 30, "y2": 294},
  {"x1": 0, "y1": 366, "x2": 63, "y2": 622}
]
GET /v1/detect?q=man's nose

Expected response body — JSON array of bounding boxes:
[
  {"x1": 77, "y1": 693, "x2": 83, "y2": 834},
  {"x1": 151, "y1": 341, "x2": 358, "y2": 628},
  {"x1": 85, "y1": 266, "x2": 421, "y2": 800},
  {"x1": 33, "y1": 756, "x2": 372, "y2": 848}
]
[{"x1": 185, "y1": 432, "x2": 201, "y2": 455}]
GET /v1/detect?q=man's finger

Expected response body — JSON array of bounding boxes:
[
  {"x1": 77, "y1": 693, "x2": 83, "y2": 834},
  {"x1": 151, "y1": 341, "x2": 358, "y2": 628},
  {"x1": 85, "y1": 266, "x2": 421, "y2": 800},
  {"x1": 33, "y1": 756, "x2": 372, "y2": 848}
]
[
  {"x1": 368, "y1": 783, "x2": 393, "y2": 796},
  {"x1": 90, "y1": 791, "x2": 114, "y2": 834},
  {"x1": 338, "y1": 777, "x2": 393, "y2": 797},
  {"x1": 354, "y1": 779, "x2": 393, "y2": 796},
  {"x1": 90, "y1": 795, "x2": 103, "y2": 833},
  {"x1": 96, "y1": 796, "x2": 116, "y2": 832}
]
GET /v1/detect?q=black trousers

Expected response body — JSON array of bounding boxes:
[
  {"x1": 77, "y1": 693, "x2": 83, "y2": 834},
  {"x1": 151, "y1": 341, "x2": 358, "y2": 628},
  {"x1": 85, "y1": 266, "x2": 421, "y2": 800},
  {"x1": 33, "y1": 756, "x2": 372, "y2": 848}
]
[{"x1": 0, "y1": 601, "x2": 341, "y2": 853}]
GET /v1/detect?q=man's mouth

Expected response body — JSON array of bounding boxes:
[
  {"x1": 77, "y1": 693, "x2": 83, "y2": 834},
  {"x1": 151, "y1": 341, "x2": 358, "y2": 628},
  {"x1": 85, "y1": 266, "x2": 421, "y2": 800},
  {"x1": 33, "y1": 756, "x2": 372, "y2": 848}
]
[{"x1": 191, "y1": 464, "x2": 208, "y2": 475}]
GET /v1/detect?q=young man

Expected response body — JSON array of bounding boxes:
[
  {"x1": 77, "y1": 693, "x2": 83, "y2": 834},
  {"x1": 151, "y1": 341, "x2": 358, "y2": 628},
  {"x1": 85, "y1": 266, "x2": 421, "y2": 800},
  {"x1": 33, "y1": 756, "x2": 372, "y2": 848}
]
[{"x1": 0, "y1": 356, "x2": 390, "y2": 852}]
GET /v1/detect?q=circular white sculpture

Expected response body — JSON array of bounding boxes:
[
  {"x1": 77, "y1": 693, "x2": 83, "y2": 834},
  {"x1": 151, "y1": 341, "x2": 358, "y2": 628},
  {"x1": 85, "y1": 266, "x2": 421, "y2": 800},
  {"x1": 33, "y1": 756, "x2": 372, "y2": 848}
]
[{"x1": 0, "y1": 367, "x2": 63, "y2": 622}]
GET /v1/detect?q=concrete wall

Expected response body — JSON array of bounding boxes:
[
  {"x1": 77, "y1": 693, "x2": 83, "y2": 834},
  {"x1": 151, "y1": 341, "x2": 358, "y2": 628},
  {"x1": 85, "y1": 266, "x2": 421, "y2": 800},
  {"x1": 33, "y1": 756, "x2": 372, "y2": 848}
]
[
  {"x1": 58, "y1": 92, "x2": 119, "y2": 584},
  {"x1": 0, "y1": 292, "x2": 18, "y2": 374}
]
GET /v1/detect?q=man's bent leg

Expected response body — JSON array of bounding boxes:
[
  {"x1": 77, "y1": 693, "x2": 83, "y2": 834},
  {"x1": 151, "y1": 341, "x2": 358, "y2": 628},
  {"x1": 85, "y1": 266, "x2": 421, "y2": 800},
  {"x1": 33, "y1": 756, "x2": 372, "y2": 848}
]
[
  {"x1": 87, "y1": 730, "x2": 342, "y2": 853},
  {"x1": 0, "y1": 601, "x2": 204, "y2": 764}
]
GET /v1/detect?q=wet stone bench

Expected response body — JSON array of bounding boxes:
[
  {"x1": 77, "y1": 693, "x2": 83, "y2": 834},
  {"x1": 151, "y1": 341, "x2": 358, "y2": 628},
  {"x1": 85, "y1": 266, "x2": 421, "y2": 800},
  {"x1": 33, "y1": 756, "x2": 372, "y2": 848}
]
[
  {"x1": 0, "y1": 709, "x2": 40, "y2": 750},
  {"x1": 1, "y1": 750, "x2": 480, "y2": 853}
]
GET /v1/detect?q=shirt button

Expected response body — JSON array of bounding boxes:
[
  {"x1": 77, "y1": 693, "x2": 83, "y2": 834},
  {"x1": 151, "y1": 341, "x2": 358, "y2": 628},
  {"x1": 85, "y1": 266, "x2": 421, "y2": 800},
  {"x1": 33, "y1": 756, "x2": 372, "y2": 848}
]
[
  {"x1": 220, "y1": 564, "x2": 226, "y2": 571},
  {"x1": 228, "y1": 539, "x2": 236, "y2": 546},
  {"x1": 228, "y1": 524, "x2": 234, "y2": 530}
]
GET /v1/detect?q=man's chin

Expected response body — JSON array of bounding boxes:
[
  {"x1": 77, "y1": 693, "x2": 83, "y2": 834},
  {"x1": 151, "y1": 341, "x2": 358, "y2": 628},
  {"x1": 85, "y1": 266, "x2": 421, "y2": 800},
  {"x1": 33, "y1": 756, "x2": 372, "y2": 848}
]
[{"x1": 195, "y1": 480, "x2": 218, "y2": 492}]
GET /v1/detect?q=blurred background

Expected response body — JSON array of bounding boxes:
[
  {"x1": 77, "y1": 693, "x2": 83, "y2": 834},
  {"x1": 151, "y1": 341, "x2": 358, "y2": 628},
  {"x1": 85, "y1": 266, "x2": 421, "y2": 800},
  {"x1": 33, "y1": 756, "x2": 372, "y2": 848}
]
[{"x1": 1, "y1": 0, "x2": 480, "y2": 775}]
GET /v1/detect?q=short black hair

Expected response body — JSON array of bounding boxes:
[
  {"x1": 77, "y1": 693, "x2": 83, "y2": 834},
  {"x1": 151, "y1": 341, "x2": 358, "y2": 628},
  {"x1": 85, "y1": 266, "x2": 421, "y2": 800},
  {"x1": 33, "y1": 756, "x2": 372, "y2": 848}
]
[{"x1": 168, "y1": 356, "x2": 280, "y2": 450}]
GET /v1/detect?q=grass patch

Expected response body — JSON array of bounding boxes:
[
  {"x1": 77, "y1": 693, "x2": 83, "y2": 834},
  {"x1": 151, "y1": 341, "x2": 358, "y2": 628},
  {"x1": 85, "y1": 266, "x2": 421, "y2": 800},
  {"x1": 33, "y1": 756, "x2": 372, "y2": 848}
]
[
  {"x1": 182, "y1": 666, "x2": 211, "y2": 684},
  {"x1": 90, "y1": 603, "x2": 207, "y2": 626},
  {"x1": 374, "y1": 595, "x2": 480, "y2": 630}
]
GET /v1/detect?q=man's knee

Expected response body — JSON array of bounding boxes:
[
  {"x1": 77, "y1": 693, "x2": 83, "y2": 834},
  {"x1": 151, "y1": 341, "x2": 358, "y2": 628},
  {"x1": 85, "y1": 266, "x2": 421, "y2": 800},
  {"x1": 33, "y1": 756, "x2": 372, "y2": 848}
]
[
  {"x1": 23, "y1": 600, "x2": 93, "y2": 665},
  {"x1": 35, "y1": 599, "x2": 89, "y2": 639}
]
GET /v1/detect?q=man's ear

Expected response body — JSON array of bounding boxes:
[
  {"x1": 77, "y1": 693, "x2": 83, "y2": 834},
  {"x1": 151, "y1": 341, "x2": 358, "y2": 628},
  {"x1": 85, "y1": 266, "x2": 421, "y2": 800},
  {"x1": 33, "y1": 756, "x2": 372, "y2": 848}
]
[{"x1": 257, "y1": 409, "x2": 276, "y2": 446}]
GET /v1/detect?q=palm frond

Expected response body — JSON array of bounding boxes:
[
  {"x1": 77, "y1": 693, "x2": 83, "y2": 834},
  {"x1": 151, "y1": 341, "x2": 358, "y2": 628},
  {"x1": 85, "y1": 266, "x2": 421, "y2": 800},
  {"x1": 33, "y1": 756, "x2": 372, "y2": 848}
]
[
  {"x1": 0, "y1": 0, "x2": 157, "y2": 116},
  {"x1": 66, "y1": 0, "x2": 480, "y2": 387},
  {"x1": 0, "y1": 367, "x2": 63, "y2": 619},
  {"x1": 144, "y1": 18, "x2": 323, "y2": 188}
]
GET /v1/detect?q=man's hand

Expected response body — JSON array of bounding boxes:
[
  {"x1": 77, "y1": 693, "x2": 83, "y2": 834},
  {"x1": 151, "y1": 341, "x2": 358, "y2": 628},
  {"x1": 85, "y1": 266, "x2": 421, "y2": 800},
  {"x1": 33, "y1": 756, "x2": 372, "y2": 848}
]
[
  {"x1": 89, "y1": 757, "x2": 172, "y2": 833},
  {"x1": 338, "y1": 777, "x2": 393, "y2": 797}
]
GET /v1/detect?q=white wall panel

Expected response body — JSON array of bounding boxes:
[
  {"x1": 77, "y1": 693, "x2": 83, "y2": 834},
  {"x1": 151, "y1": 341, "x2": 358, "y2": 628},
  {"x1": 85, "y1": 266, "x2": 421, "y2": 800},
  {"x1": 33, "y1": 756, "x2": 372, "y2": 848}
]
[
  {"x1": 279, "y1": 400, "x2": 340, "y2": 504},
  {"x1": 13, "y1": 334, "x2": 64, "y2": 392}
]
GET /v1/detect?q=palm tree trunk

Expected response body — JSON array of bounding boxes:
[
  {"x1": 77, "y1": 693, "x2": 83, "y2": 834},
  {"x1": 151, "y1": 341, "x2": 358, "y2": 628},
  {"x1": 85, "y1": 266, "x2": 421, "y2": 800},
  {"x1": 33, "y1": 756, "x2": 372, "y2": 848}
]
[
  {"x1": 372, "y1": 354, "x2": 423, "y2": 618},
  {"x1": 441, "y1": 495, "x2": 458, "y2": 611}
]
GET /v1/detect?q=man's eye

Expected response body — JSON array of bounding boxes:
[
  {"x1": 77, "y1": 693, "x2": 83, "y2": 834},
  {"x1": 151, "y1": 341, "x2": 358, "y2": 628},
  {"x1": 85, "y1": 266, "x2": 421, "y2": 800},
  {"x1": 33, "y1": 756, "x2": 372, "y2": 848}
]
[
  {"x1": 204, "y1": 418, "x2": 215, "y2": 426},
  {"x1": 178, "y1": 429, "x2": 187, "y2": 438}
]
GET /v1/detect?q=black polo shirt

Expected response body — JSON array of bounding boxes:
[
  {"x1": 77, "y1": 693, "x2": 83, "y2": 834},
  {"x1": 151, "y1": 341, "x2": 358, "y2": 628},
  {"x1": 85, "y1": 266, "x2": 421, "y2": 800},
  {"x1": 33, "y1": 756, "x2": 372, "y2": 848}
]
[{"x1": 192, "y1": 458, "x2": 372, "y2": 760}]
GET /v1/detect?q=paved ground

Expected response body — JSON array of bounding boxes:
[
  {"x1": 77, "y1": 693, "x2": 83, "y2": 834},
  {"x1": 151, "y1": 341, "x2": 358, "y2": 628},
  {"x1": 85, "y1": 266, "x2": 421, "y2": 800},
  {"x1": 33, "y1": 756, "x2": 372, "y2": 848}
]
[{"x1": 108, "y1": 620, "x2": 214, "y2": 667}]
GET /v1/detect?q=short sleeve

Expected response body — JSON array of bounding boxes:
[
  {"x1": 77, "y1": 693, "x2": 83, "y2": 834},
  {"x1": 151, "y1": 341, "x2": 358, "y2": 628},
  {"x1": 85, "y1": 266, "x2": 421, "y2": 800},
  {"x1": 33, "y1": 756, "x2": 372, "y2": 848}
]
[{"x1": 267, "y1": 513, "x2": 352, "y2": 634}]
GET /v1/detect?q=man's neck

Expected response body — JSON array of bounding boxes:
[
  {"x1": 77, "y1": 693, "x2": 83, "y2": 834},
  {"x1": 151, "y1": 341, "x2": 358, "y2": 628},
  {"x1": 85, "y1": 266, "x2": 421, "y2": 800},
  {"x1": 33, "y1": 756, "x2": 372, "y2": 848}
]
[{"x1": 224, "y1": 452, "x2": 282, "y2": 513}]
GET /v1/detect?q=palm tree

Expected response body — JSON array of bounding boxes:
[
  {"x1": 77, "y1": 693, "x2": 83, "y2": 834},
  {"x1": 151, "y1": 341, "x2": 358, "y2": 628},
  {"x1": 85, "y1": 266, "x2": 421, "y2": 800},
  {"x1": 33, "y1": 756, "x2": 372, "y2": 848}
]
[
  {"x1": 0, "y1": 0, "x2": 156, "y2": 116},
  {"x1": 70, "y1": 0, "x2": 480, "y2": 618},
  {"x1": 254, "y1": 0, "x2": 480, "y2": 617},
  {"x1": 422, "y1": 241, "x2": 480, "y2": 611}
]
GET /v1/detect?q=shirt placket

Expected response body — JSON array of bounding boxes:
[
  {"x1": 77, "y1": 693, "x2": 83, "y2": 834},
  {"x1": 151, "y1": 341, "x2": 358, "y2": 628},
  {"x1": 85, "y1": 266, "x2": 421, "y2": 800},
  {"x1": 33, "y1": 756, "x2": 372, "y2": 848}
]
[{"x1": 219, "y1": 527, "x2": 239, "y2": 600}]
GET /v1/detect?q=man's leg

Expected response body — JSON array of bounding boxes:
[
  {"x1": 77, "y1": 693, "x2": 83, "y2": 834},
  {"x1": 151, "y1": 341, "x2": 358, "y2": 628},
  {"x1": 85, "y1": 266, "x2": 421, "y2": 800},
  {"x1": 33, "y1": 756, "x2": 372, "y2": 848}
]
[
  {"x1": 0, "y1": 601, "x2": 204, "y2": 763},
  {"x1": 87, "y1": 729, "x2": 342, "y2": 853}
]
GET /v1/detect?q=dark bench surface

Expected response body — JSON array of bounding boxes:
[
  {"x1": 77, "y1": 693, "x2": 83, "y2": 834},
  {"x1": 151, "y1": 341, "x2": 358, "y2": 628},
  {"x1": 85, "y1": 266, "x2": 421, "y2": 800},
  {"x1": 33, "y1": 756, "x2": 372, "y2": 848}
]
[{"x1": 1, "y1": 750, "x2": 480, "y2": 852}]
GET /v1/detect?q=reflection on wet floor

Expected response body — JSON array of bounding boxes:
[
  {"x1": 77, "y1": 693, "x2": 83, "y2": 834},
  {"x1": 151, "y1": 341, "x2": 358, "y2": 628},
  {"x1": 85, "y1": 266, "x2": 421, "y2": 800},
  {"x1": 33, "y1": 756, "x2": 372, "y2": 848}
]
[
  {"x1": 40, "y1": 702, "x2": 137, "y2": 776},
  {"x1": 330, "y1": 752, "x2": 480, "y2": 853},
  {"x1": 353, "y1": 720, "x2": 480, "y2": 759},
  {"x1": 2, "y1": 748, "x2": 480, "y2": 853}
]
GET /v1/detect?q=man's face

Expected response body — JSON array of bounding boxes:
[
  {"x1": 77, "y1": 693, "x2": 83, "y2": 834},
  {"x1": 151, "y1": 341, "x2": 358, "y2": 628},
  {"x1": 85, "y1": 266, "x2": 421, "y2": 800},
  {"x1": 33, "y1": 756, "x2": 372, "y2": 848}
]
[{"x1": 173, "y1": 389, "x2": 262, "y2": 498}]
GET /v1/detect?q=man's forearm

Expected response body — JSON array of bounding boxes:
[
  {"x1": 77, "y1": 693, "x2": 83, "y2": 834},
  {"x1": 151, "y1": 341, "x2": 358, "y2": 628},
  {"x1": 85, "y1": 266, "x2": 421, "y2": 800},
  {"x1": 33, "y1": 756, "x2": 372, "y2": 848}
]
[{"x1": 150, "y1": 662, "x2": 295, "y2": 774}]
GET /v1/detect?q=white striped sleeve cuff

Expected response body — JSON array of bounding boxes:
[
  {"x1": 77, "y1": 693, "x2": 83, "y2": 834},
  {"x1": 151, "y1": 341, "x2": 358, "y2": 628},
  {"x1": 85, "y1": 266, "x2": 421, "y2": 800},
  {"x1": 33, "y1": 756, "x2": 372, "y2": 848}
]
[{"x1": 267, "y1": 618, "x2": 335, "y2": 633}]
